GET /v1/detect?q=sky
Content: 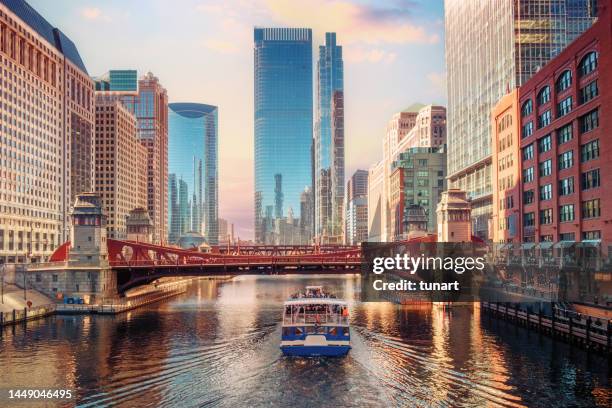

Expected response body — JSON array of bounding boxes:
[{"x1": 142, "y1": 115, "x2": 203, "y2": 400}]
[{"x1": 29, "y1": 0, "x2": 446, "y2": 240}]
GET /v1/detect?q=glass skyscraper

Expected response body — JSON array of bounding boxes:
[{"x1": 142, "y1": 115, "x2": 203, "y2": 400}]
[
  {"x1": 94, "y1": 70, "x2": 137, "y2": 91},
  {"x1": 444, "y1": 0, "x2": 597, "y2": 238},
  {"x1": 315, "y1": 32, "x2": 344, "y2": 243},
  {"x1": 254, "y1": 28, "x2": 313, "y2": 244},
  {"x1": 168, "y1": 103, "x2": 218, "y2": 245}
]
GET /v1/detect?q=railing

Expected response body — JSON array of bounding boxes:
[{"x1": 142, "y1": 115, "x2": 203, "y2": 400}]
[
  {"x1": 482, "y1": 302, "x2": 611, "y2": 353},
  {"x1": 283, "y1": 313, "x2": 349, "y2": 326},
  {"x1": 0, "y1": 303, "x2": 56, "y2": 326},
  {"x1": 108, "y1": 255, "x2": 363, "y2": 268}
]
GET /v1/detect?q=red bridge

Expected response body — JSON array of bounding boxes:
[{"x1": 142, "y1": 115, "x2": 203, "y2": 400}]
[{"x1": 50, "y1": 239, "x2": 364, "y2": 292}]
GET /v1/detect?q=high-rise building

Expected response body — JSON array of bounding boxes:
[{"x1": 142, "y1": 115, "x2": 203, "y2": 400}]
[
  {"x1": 254, "y1": 28, "x2": 313, "y2": 244},
  {"x1": 168, "y1": 174, "x2": 180, "y2": 243},
  {"x1": 0, "y1": 0, "x2": 94, "y2": 263},
  {"x1": 120, "y1": 72, "x2": 169, "y2": 244},
  {"x1": 367, "y1": 161, "x2": 385, "y2": 241},
  {"x1": 345, "y1": 170, "x2": 368, "y2": 245},
  {"x1": 444, "y1": 0, "x2": 598, "y2": 239},
  {"x1": 94, "y1": 70, "x2": 137, "y2": 92},
  {"x1": 218, "y1": 218, "x2": 234, "y2": 244},
  {"x1": 178, "y1": 178, "x2": 190, "y2": 235},
  {"x1": 389, "y1": 147, "x2": 447, "y2": 240},
  {"x1": 368, "y1": 104, "x2": 447, "y2": 242},
  {"x1": 315, "y1": 32, "x2": 344, "y2": 243},
  {"x1": 94, "y1": 93, "x2": 147, "y2": 239},
  {"x1": 168, "y1": 103, "x2": 219, "y2": 244}
]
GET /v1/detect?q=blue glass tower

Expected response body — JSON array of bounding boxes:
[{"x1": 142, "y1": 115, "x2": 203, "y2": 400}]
[
  {"x1": 168, "y1": 103, "x2": 218, "y2": 245},
  {"x1": 315, "y1": 33, "x2": 344, "y2": 243},
  {"x1": 254, "y1": 28, "x2": 313, "y2": 244}
]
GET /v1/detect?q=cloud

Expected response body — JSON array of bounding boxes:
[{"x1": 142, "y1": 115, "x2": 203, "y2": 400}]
[
  {"x1": 81, "y1": 7, "x2": 111, "y2": 22},
  {"x1": 344, "y1": 46, "x2": 397, "y2": 64},
  {"x1": 264, "y1": 0, "x2": 439, "y2": 45}
]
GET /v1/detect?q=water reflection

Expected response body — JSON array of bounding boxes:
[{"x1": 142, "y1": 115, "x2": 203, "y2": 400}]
[{"x1": 0, "y1": 275, "x2": 609, "y2": 407}]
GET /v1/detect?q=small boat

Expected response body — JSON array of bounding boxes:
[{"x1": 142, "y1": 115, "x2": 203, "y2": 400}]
[{"x1": 280, "y1": 286, "x2": 351, "y2": 357}]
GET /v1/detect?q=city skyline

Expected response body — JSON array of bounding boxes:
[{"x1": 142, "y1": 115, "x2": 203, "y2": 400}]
[{"x1": 27, "y1": 0, "x2": 446, "y2": 239}]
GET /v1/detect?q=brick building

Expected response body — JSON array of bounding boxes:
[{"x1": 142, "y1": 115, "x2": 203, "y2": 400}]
[{"x1": 517, "y1": 1, "x2": 611, "y2": 245}]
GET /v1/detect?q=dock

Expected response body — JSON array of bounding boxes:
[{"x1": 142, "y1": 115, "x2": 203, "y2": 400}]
[{"x1": 481, "y1": 301, "x2": 611, "y2": 355}]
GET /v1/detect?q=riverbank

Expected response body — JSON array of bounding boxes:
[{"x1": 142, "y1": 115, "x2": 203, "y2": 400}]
[{"x1": 1, "y1": 276, "x2": 234, "y2": 325}]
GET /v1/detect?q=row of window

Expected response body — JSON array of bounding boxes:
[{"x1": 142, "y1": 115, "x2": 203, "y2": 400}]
[
  {"x1": 521, "y1": 51, "x2": 598, "y2": 118},
  {"x1": 523, "y1": 169, "x2": 600, "y2": 207},
  {"x1": 525, "y1": 199, "x2": 600, "y2": 227}
]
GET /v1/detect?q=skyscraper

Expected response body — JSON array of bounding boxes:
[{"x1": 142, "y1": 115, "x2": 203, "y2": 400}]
[
  {"x1": 0, "y1": 0, "x2": 93, "y2": 263},
  {"x1": 315, "y1": 32, "x2": 344, "y2": 244},
  {"x1": 345, "y1": 170, "x2": 368, "y2": 245},
  {"x1": 120, "y1": 72, "x2": 169, "y2": 244},
  {"x1": 254, "y1": 28, "x2": 313, "y2": 244},
  {"x1": 444, "y1": 0, "x2": 598, "y2": 238},
  {"x1": 94, "y1": 93, "x2": 147, "y2": 239},
  {"x1": 168, "y1": 103, "x2": 219, "y2": 244},
  {"x1": 94, "y1": 70, "x2": 137, "y2": 92}
]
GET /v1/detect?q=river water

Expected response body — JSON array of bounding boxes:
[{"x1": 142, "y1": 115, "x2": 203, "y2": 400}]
[{"x1": 0, "y1": 275, "x2": 610, "y2": 407}]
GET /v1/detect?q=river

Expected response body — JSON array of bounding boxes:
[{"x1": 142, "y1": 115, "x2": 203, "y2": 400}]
[{"x1": 0, "y1": 275, "x2": 610, "y2": 407}]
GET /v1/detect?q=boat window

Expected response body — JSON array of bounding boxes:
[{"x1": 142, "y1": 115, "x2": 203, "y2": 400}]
[
  {"x1": 328, "y1": 327, "x2": 337, "y2": 336},
  {"x1": 306, "y1": 326, "x2": 316, "y2": 334},
  {"x1": 282, "y1": 327, "x2": 292, "y2": 336},
  {"x1": 342, "y1": 328, "x2": 350, "y2": 337},
  {"x1": 295, "y1": 327, "x2": 303, "y2": 335}
]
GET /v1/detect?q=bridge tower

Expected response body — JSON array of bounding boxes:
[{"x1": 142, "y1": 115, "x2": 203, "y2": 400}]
[
  {"x1": 436, "y1": 189, "x2": 472, "y2": 243},
  {"x1": 69, "y1": 193, "x2": 108, "y2": 264}
]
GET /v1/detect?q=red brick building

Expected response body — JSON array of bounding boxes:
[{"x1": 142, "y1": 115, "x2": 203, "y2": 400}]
[{"x1": 517, "y1": 1, "x2": 611, "y2": 245}]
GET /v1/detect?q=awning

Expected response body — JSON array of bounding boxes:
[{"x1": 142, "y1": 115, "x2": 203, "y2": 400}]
[
  {"x1": 521, "y1": 243, "x2": 536, "y2": 250},
  {"x1": 496, "y1": 243, "x2": 513, "y2": 250},
  {"x1": 538, "y1": 242, "x2": 554, "y2": 249},
  {"x1": 577, "y1": 239, "x2": 601, "y2": 247},
  {"x1": 553, "y1": 240, "x2": 576, "y2": 249}
]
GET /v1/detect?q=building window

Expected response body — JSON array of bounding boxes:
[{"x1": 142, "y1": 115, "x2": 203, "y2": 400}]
[
  {"x1": 579, "y1": 52, "x2": 598, "y2": 77},
  {"x1": 540, "y1": 208, "x2": 553, "y2": 225},
  {"x1": 537, "y1": 134, "x2": 551, "y2": 153},
  {"x1": 521, "y1": 99, "x2": 533, "y2": 117},
  {"x1": 582, "y1": 230, "x2": 601, "y2": 240},
  {"x1": 560, "y1": 232, "x2": 575, "y2": 241},
  {"x1": 524, "y1": 190, "x2": 534, "y2": 204},
  {"x1": 557, "y1": 97, "x2": 572, "y2": 117},
  {"x1": 537, "y1": 86, "x2": 551, "y2": 105},
  {"x1": 538, "y1": 110, "x2": 552, "y2": 128},
  {"x1": 523, "y1": 212, "x2": 535, "y2": 227},
  {"x1": 580, "y1": 139, "x2": 599, "y2": 162},
  {"x1": 580, "y1": 109, "x2": 599, "y2": 133},
  {"x1": 579, "y1": 80, "x2": 598, "y2": 104},
  {"x1": 559, "y1": 204, "x2": 575, "y2": 222},
  {"x1": 522, "y1": 144, "x2": 534, "y2": 161},
  {"x1": 523, "y1": 167, "x2": 534, "y2": 183},
  {"x1": 558, "y1": 150, "x2": 573, "y2": 170},
  {"x1": 52, "y1": 274, "x2": 58, "y2": 282},
  {"x1": 539, "y1": 159, "x2": 552, "y2": 177},
  {"x1": 581, "y1": 169, "x2": 600, "y2": 190},
  {"x1": 559, "y1": 177, "x2": 574, "y2": 196},
  {"x1": 582, "y1": 199, "x2": 600, "y2": 219},
  {"x1": 556, "y1": 70, "x2": 572, "y2": 92},
  {"x1": 540, "y1": 235, "x2": 553, "y2": 242},
  {"x1": 557, "y1": 124, "x2": 573, "y2": 145},
  {"x1": 522, "y1": 121, "x2": 534, "y2": 139},
  {"x1": 539, "y1": 184, "x2": 552, "y2": 201}
]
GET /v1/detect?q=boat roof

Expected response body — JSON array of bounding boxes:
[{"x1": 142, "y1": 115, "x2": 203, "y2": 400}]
[{"x1": 284, "y1": 298, "x2": 347, "y2": 306}]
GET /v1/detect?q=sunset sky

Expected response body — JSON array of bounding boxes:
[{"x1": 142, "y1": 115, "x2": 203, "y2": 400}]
[{"x1": 30, "y1": 0, "x2": 446, "y2": 239}]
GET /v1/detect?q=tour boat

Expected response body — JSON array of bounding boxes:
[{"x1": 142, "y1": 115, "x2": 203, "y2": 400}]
[{"x1": 280, "y1": 286, "x2": 351, "y2": 357}]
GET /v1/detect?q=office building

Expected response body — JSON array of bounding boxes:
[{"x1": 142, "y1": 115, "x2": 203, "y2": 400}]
[
  {"x1": 367, "y1": 161, "x2": 385, "y2": 241},
  {"x1": 254, "y1": 28, "x2": 313, "y2": 244},
  {"x1": 94, "y1": 93, "x2": 147, "y2": 239},
  {"x1": 491, "y1": 90, "x2": 521, "y2": 243},
  {"x1": 368, "y1": 104, "x2": 447, "y2": 242},
  {"x1": 444, "y1": 0, "x2": 598, "y2": 239},
  {"x1": 0, "y1": 0, "x2": 93, "y2": 262},
  {"x1": 218, "y1": 218, "x2": 234, "y2": 244},
  {"x1": 345, "y1": 170, "x2": 368, "y2": 245},
  {"x1": 389, "y1": 147, "x2": 447, "y2": 240},
  {"x1": 120, "y1": 72, "x2": 169, "y2": 244},
  {"x1": 517, "y1": 1, "x2": 611, "y2": 244},
  {"x1": 315, "y1": 32, "x2": 344, "y2": 243},
  {"x1": 94, "y1": 70, "x2": 137, "y2": 92},
  {"x1": 168, "y1": 103, "x2": 218, "y2": 244}
]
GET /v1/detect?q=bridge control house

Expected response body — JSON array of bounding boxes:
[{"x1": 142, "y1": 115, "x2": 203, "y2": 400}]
[
  {"x1": 20, "y1": 193, "x2": 118, "y2": 302},
  {"x1": 492, "y1": 1, "x2": 612, "y2": 253}
]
